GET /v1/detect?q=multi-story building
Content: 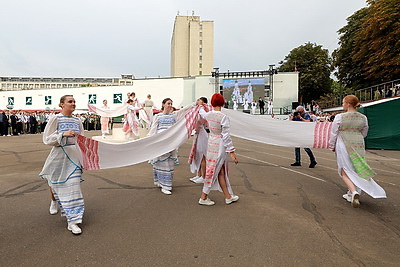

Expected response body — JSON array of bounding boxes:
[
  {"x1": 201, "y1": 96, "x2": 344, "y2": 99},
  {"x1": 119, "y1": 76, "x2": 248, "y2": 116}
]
[
  {"x1": 171, "y1": 14, "x2": 214, "y2": 77},
  {"x1": 0, "y1": 75, "x2": 135, "y2": 91}
]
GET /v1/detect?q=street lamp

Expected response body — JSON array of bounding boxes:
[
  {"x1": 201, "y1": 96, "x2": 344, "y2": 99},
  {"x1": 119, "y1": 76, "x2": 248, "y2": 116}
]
[
  {"x1": 212, "y1": 67, "x2": 220, "y2": 93},
  {"x1": 268, "y1": 64, "x2": 276, "y2": 101}
]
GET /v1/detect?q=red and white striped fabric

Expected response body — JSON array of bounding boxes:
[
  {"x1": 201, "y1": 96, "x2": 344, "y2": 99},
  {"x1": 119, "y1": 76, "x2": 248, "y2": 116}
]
[{"x1": 313, "y1": 122, "x2": 332, "y2": 149}]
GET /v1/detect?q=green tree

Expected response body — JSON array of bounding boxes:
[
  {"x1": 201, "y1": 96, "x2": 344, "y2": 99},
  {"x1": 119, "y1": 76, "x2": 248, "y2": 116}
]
[
  {"x1": 333, "y1": 0, "x2": 400, "y2": 90},
  {"x1": 278, "y1": 42, "x2": 332, "y2": 104}
]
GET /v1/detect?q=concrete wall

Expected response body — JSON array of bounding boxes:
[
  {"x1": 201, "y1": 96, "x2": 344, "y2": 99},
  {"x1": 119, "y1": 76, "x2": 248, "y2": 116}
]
[
  {"x1": 0, "y1": 74, "x2": 296, "y2": 112},
  {"x1": 0, "y1": 76, "x2": 214, "y2": 111}
]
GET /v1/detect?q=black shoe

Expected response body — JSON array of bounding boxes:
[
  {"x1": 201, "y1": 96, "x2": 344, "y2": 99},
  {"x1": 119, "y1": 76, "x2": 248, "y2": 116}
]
[
  {"x1": 309, "y1": 161, "x2": 317, "y2": 168},
  {"x1": 291, "y1": 162, "x2": 301, "y2": 166}
]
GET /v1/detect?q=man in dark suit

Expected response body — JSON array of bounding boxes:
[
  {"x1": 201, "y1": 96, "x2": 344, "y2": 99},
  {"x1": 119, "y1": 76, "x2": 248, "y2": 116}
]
[
  {"x1": 10, "y1": 111, "x2": 19, "y2": 136},
  {"x1": 258, "y1": 97, "x2": 265, "y2": 115},
  {"x1": 0, "y1": 110, "x2": 5, "y2": 136}
]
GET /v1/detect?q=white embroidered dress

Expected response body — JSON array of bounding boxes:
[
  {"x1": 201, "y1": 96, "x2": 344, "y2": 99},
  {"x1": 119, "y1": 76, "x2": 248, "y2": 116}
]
[
  {"x1": 39, "y1": 114, "x2": 85, "y2": 223},
  {"x1": 200, "y1": 110, "x2": 235, "y2": 195},
  {"x1": 189, "y1": 106, "x2": 209, "y2": 174},
  {"x1": 148, "y1": 104, "x2": 196, "y2": 190},
  {"x1": 100, "y1": 105, "x2": 110, "y2": 135},
  {"x1": 329, "y1": 112, "x2": 386, "y2": 198}
]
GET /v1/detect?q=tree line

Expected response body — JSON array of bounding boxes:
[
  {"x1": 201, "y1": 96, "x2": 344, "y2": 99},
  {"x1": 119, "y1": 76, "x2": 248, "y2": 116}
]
[{"x1": 278, "y1": 0, "x2": 399, "y2": 106}]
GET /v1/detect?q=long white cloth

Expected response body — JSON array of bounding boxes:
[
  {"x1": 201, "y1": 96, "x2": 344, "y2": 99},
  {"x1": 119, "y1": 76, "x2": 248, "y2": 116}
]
[
  {"x1": 88, "y1": 104, "x2": 128, "y2": 117},
  {"x1": 77, "y1": 107, "x2": 332, "y2": 170},
  {"x1": 223, "y1": 108, "x2": 330, "y2": 148}
]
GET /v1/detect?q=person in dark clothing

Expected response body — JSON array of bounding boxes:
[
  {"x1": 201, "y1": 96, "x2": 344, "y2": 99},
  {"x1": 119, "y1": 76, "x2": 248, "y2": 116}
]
[
  {"x1": 290, "y1": 106, "x2": 317, "y2": 168},
  {"x1": 10, "y1": 111, "x2": 19, "y2": 136},
  {"x1": 258, "y1": 97, "x2": 265, "y2": 115},
  {"x1": 30, "y1": 113, "x2": 38, "y2": 134},
  {"x1": 0, "y1": 110, "x2": 5, "y2": 136}
]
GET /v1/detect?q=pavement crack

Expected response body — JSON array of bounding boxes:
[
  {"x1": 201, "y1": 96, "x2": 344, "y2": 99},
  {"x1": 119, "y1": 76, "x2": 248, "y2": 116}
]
[
  {"x1": 0, "y1": 181, "x2": 46, "y2": 198},
  {"x1": 297, "y1": 184, "x2": 366, "y2": 266},
  {"x1": 234, "y1": 166, "x2": 264, "y2": 194}
]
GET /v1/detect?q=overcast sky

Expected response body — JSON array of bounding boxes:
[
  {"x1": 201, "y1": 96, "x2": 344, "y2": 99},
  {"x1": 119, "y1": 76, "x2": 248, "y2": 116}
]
[{"x1": 0, "y1": 0, "x2": 367, "y2": 78}]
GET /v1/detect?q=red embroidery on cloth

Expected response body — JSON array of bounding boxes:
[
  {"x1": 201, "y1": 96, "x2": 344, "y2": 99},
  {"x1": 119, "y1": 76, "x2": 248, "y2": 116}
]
[
  {"x1": 313, "y1": 122, "x2": 332, "y2": 149},
  {"x1": 77, "y1": 135, "x2": 100, "y2": 170}
]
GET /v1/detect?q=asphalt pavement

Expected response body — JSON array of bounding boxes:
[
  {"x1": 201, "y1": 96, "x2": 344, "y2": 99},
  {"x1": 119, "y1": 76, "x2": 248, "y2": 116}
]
[{"x1": 1, "y1": 131, "x2": 399, "y2": 266}]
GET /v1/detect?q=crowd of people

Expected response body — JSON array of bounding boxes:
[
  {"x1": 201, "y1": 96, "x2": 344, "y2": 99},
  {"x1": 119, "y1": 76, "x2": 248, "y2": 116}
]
[
  {"x1": 0, "y1": 109, "x2": 110, "y2": 136},
  {"x1": 0, "y1": 110, "x2": 54, "y2": 136}
]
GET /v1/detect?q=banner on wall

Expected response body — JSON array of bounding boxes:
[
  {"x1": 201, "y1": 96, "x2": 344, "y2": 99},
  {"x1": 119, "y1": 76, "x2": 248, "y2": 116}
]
[
  {"x1": 113, "y1": 94, "x2": 122, "y2": 104},
  {"x1": 88, "y1": 94, "x2": 97, "y2": 104},
  {"x1": 26, "y1": 97, "x2": 32, "y2": 105},
  {"x1": 8, "y1": 97, "x2": 14, "y2": 106},
  {"x1": 45, "y1": 96, "x2": 52, "y2": 105}
]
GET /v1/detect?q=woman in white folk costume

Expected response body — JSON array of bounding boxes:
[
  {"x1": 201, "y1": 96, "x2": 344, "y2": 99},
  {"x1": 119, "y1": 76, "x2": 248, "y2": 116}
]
[
  {"x1": 142, "y1": 94, "x2": 156, "y2": 129},
  {"x1": 39, "y1": 95, "x2": 85, "y2": 235},
  {"x1": 329, "y1": 95, "x2": 386, "y2": 208},
  {"x1": 251, "y1": 100, "x2": 257, "y2": 115},
  {"x1": 100, "y1": 99, "x2": 111, "y2": 138},
  {"x1": 189, "y1": 97, "x2": 210, "y2": 184},
  {"x1": 198, "y1": 93, "x2": 239, "y2": 206},
  {"x1": 267, "y1": 99, "x2": 273, "y2": 114},
  {"x1": 243, "y1": 99, "x2": 249, "y2": 110},
  {"x1": 124, "y1": 99, "x2": 142, "y2": 138},
  {"x1": 233, "y1": 99, "x2": 238, "y2": 111},
  {"x1": 148, "y1": 98, "x2": 196, "y2": 195}
]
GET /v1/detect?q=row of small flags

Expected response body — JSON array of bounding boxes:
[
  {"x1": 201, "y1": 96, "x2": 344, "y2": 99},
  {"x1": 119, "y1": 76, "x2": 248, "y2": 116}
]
[{"x1": 6, "y1": 94, "x2": 124, "y2": 107}]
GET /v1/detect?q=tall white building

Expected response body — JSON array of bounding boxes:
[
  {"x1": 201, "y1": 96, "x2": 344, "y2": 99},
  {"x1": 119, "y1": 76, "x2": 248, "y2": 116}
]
[{"x1": 171, "y1": 14, "x2": 214, "y2": 77}]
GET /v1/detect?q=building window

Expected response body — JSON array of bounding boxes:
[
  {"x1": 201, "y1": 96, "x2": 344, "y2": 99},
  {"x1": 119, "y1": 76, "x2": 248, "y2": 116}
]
[
  {"x1": 199, "y1": 48, "x2": 202, "y2": 53},
  {"x1": 199, "y1": 32, "x2": 202, "y2": 37},
  {"x1": 199, "y1": 55, "x2": 202, "y2": 60},
  {"x1": 199, "y1": 40, "x2": 202, "y2": 45},
  {"x1": 199, "y1": 71, "x2": 202, "y2": 75},
  {"x1": 199, "y1": 63, "x2": 202, "y2": 68},
  {"x1": 199, "y1": 24, "x2": 203, "y2": 30}
]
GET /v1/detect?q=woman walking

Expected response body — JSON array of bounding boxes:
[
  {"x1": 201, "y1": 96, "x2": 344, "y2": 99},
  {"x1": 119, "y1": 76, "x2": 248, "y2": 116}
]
[
  {"x1": 100, "y1": 99, "x2": 111, "y2": 138},
  {"x1": 329, "y1": 95, "x2": 386, "y2": 208},
  {"x1": 198, "y1": 93, "x2": 239, "y2": 206},
  {"x1": 39, "y1": 95, "x2": 85, "y2": 234},
  {"x1": 148, "y1": 98, "x2": 195, "y2": 195},
  {"x1": 189, "y1": 97, "x2": 209, "y2": 184}
]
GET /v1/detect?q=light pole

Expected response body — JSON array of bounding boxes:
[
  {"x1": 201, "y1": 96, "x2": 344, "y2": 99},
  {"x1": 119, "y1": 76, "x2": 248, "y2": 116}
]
[
  {"x1": 212, "y1": 67, "x2": 220, "y2": 93},
  {"x1": 268, "y1": 64, "x2": 276, "y2": 101}
]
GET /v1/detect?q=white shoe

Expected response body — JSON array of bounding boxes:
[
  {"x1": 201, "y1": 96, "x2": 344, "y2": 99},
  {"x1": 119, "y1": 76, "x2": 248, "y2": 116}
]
[
  {"x1": 342, "y1": 194, "x2": 351, "y2": 203},
  {"x1": 67, "y1": 223, "x2": 82, "y2": 235},
  {"x1": 225, "y1": 195, "x2": 239, "y2": 204},
  {"x1": 198, "y1": 198, "x2": 215, "y2": 206},
  {"x1": 351, "y1": 191, "x2": 360, "y2": 208},
  {"x1": 49, "y1": 200, "x2": 58, "y2": 215},
  {"x1": 189, "y1": 176, "x2": 200, "y2": 183},
  {"x1": 190, "y1": 176, "x2": 204, "y2": 184},
  {"x1": 161, "y1": 188, "x2": 172, "y2": 195}
]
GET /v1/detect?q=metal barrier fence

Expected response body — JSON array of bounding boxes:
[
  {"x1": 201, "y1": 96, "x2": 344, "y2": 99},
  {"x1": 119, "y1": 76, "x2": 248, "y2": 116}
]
[{"x1": 355, "y1": 79, "x2": 400, "y2": 102}]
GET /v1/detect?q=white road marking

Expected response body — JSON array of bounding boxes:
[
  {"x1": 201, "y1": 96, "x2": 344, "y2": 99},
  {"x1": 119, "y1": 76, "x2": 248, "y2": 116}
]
[{"x1": 236, "y1": 153, "x2": 327, "y2": 183}]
